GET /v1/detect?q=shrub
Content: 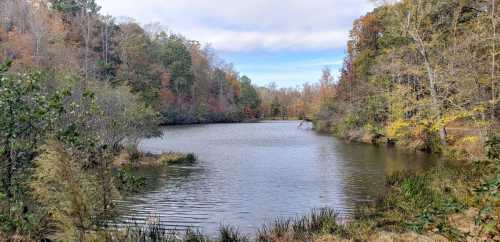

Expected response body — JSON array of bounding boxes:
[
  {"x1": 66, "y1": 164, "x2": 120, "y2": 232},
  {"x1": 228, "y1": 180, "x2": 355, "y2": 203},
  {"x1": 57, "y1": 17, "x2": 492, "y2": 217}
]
[
  {"x1": 485, "y1": 135, "x2": 500, "y2": 160},
  {"x1": 386, "y1": 119, "x2": 412, "y2": 144},
  {"x1": 31, "y1": 140, "x2": 104, "y2": 241},
  {"x1": 115, "y1": 166, "x2": 147, "y2": 192},
  {"x1": 126, "y1": 144, "x2": 142, "y2": 163}
]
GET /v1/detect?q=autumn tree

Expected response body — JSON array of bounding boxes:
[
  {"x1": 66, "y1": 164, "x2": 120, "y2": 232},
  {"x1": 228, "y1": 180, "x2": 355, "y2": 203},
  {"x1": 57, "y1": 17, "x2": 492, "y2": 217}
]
[
  {"x1": 313, "y1": 0, "x2": 498, "y2": 154},
  {"x1": 239, "y1": 76, "x2": 261, "y2": 119}
]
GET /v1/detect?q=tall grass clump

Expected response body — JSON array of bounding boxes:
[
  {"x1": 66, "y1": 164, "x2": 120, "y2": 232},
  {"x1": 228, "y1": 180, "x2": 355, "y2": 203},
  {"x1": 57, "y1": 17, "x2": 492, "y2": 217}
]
[
  {"x1": 95, "y1": 222, "x2": 249, "y2": 242},
  {"x1": 257, "y1": 208, "x2": 342, "y2": 242},
  {"x1": 118, "y1": 223, "x2": 177, "y2": 242},
  {"x1": 257, "y1": 218, "x2": 292, "y2": 241},
  {"x1": 364, "y1": 166, "x2": 465, "y2": 235},
  {"x1": 219, "y1": 225, "x2": 249, "y2": 242}
]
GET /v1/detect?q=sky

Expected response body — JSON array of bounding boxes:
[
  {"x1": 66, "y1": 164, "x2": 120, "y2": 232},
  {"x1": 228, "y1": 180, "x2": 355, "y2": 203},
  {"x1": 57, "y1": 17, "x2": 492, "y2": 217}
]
[{"x1": 96, "y1": 0, "x2": 375, "y2": 87}]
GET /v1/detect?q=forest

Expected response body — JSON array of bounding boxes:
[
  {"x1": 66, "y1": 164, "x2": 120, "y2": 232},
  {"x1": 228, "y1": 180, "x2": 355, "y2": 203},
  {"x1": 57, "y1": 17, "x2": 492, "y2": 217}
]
[
  {"x1": 261, "y1": 0, "x2": 499, "y2": 160},
  {"x1": 308, "y1": 0, "x2": 499, "y2": 161},
  {"x1": 0, "y1": 0, "x2": 262, "y2": 125},
  {"x1": 257, "y1": 68, "x2": 334, "y2": 121},
  {"x1": 0, "y1": 0, "x2": 499, "y2": 241}
]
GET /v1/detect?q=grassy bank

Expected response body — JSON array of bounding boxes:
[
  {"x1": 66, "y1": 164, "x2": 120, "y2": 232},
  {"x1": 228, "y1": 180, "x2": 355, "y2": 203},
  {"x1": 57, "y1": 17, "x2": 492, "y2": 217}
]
[
  {"x1": 313, "y1": 118, "x2": 495, "y2": 163},
  {"x1": 332, "y1": 159, "x2": 499, "y2": 242}
]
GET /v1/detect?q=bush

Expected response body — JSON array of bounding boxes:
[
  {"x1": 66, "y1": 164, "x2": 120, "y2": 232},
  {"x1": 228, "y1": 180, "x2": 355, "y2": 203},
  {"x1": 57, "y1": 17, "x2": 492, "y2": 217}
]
[
  {"x1": 485, "y1": 135, "x2": 500, "y2": 160},
  {"x1": 31, "y1": 140, "x2": 106, "y2": 241},
  {"x1": 126, "y1": 144, "x2": 142, "y2": 163},
  {"x1": 115, "y1": 166, "x2": 147, "y2": 192}
]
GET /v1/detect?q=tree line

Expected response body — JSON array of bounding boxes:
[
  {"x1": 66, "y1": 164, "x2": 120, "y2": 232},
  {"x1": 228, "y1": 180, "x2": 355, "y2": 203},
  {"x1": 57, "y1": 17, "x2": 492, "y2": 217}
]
[
  {"x1": 257, "y1": 67, "x2": 335, "y2": 120},
  {"x1": 256, "y1": 0, "x2": 498, "y2": 158},
  {"x1": 309, "y1": 0, "x2": 498, "y2": 159},
  {"x1": 0, "y1": 0, "x2": 262, "y2": 125}
]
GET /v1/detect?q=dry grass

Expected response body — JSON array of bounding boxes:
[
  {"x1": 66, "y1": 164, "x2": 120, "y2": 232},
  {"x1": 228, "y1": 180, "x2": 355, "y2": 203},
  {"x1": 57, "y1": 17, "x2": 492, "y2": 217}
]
[
  {"x1": 112, "y1": 147, "x2": 196, "y2": 167},
  {"x1": 158, "y1": 152, "x2": 196, "y2": 165}
]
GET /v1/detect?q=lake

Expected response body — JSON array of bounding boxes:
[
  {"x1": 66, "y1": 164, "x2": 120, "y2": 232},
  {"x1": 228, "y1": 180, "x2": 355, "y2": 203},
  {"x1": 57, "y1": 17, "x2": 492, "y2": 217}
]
[{"x1": 115, "y1": 121, "x2": 436, "y2": 235}]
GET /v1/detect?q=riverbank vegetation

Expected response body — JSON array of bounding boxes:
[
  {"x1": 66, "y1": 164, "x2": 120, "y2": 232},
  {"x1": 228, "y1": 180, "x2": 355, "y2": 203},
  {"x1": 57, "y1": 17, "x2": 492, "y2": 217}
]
[
  {"x1": 310, "y1": 0, "x2": 499, "y2": 160},
  {"x1": 258, "y1": 152, "x2": 499, "y2": 242}
]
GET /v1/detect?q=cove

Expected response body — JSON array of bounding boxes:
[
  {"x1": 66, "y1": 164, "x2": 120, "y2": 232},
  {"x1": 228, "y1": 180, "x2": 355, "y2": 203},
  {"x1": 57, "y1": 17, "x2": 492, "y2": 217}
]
[{"x1": 115, "y1": 121, "x2": 437, "y2": 235}]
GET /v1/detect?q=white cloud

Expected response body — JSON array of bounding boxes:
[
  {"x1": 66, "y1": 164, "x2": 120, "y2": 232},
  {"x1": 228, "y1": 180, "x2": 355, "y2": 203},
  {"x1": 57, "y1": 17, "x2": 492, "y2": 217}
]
[
  {"x1": 96, "y1": 0, "x2": 374, "y2": 52},
  {"x1": 186, "y1": 29, "x2": 347, "y2": 52}
]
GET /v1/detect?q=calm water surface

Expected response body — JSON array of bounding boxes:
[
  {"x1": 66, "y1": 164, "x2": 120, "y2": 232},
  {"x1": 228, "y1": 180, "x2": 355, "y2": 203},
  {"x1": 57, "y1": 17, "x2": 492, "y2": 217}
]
[{"x1": 116, "y1": 121, "x2": 436, "y2": 235}]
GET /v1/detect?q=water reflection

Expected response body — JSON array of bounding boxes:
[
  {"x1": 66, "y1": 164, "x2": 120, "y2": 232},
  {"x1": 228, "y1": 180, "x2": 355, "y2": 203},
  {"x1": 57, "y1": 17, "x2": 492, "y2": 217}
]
[{"x1": 115, "y1": 121, "x2": 436, "y2": 235}]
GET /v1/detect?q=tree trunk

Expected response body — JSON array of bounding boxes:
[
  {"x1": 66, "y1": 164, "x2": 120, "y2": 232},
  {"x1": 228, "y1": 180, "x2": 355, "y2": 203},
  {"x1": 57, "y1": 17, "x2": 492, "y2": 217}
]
[
  {"x1": 492, "y1": 0, "x2": 497, "y2": 121},
  {"x1": 410, "y1": 30, "x2": 447, "y2": 145},
  {"x1": 3, "y1": 105, "x2": 15, "y2": 199},
  {"x1": 85, "y1": 16, "x2": 89, "y2": 84}
]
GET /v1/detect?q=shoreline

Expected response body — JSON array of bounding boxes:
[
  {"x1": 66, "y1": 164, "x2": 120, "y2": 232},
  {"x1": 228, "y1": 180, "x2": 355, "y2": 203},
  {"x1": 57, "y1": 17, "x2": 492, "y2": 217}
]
[
  {"x1": 108, "y1": 158, "x2": 498, "y2": 242},
  {"x1": 159, "y1": 118, "x2": 309, "y2": 127},
  {"x1": 109, "y1": 123, "x2": 498, "y2": 241}
]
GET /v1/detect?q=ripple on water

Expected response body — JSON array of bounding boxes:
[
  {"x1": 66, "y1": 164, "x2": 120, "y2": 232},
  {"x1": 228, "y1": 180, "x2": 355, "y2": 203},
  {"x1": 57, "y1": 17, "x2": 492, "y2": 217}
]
[{"x1": 116, "y1": 121, "x2": 436, "y2": 235}]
